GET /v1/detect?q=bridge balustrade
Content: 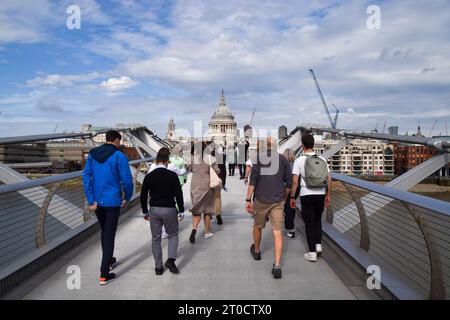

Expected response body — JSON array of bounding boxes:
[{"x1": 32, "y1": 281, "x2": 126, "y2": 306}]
[{"x1": 327, "y1": 173, "x2": 450, "y2": 300}]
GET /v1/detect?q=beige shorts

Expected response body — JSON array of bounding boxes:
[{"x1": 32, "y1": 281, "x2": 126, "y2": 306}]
[{"x1": 253, "y1": 199, "x2": 285, "y2": 231}]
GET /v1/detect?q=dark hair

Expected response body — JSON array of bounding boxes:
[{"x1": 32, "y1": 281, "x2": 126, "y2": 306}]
[
  {"x1": 302, "y1": 134, "x2": 315, "y2": 149},
  {"x1": 156, "y1": 147, "x2": 170, "y2": 162},
  {"x1": 191, "y1": 141, "x2": 210, "y2": 155},
  {"x1": 106, "y1": 130, "x2": 122, "y2": 143}
]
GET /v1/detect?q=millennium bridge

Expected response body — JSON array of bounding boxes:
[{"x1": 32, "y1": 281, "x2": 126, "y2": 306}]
[{"x1": 0, "y1": 126, "x2": 449, "y2": 300}]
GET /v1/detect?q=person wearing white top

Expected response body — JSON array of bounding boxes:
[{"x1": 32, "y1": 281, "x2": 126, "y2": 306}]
[
  {"x1": 149, "y1": 162, "x2": 186, "y2": 177},
  {"x1": 290, "y1": 134, "x2": 331, "y2": 262}
]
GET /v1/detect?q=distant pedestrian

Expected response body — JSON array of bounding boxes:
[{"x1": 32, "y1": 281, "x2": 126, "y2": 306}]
[
  {"x1": 238, "y1": 139, "x2": 250, "y2": 179},
  {"x1": 246, "y1": 137, "x2": 292, "y2": 279},
  {"x1": 244, "y1": 140, "x2": 264, "y2": 186},
  {"x1": 189, "y1": 141, "x2": 222, "y2": 242},
  {"x1": 140, "y1": 147, "x2": 184, "y2": 275},
  {"x1": 216, "y1": 143, "x2": 227, "y2": 191},
  {"x1": 227, "y1": 143, "x2": 238, "y2": 176},
  {"x1": 290, "y1": 134, "x2": 331, "y2": 262},
  {"x1": 170, "y1": 145, "x2": 188, "y2": 187},
  {"x1": 82, "y1": 130, "x2": 134, "y2": 285},
  {"x1": 213, "y1": 143, "x2": 227, "y2": 225},
  {"x1": 283, "y1": 149, "x2": 299, "y2": 238},
  {"x1": 169, "y1": 145, "x2": 188, "y2": 225}
]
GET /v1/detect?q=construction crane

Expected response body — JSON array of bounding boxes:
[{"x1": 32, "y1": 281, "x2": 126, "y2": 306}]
[
  {"x1": 331, "y1": 104, "x2": 339, "y2": 129},
  {"x1": 429, "y1": 120, "x2": 437, "y2": 137},
  {"x1": 249, "y1": 107, "x2": 256, "y2": 127},
  {"x1": 309, "y1": 69, "x2": 339, "y2": 129}
]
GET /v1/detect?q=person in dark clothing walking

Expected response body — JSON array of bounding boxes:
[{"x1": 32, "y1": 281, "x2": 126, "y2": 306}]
[
  {"x1": 212, "y1": 143, "x2": 227, "y2": 225},
  {"x1": 83, "y1": 130, "x2": 134, "y2": 285},
  {"x1": 140, "y1": 148, "x2": 185, "y2": 275},
  {"x1": 216, "y1": 144, "x2": 227, "y2": 190},
  {"x1": 227, "y1": 143, "x2": 238, "y2": 176},
  {"x1": 290, "y1": 134, "x2": 331, "y2": 262},
  {"x1": 283, "y1": 149, "x2": 299, "y2": 238},
  {"x1": 238, "y1": 139, "x2": 250, "y2": 179}
]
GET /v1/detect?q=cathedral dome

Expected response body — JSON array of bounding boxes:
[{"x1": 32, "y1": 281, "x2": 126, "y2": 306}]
[
  {"x1": 209, "y1": 90, "x2": 236, "y2": 126},
  {"x1": 208, "y1": 90, "x2": 237, "y2": 145}
]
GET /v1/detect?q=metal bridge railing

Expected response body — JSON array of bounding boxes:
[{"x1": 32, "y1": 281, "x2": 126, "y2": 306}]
[
  {"x1": 0, "y1": 158, "x2": 152, "y2": 271},
  {"x1": 327, "y1": 173, "x2": 450, "y2": 300}
]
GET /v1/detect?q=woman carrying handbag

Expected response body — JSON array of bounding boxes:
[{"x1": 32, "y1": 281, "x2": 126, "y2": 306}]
[{"x1": 189, "y1": 141, "x2": 222, "y2": 243}]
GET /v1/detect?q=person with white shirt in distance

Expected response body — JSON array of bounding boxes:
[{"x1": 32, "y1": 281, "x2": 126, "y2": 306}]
[
  {"x1": 290, "y1": 134, "x2": 331, "y2": 262},
  {"x1": 145, "y1": 151, "x2": 187, "y2": 239}
]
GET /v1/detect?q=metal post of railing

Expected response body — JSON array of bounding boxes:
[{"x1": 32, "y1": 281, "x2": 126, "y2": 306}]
[
  {"x1": 132, "y1": 165, "x2": 140, "y2": 194},
  {"x1": 83, "y1": 199, "x2": 92, "y2": 222},
  {"x1": 402, "y1": 202, "x2": 446, "y2": 300},
  {"x1": 342, "y1": 182, "x2": 371, "y2": 251},
  {"x1": 36, "y1": 181, "x2": 63, "y2": 248},
  {"x1": 325, "y1": 204, "x2": 334, "y2": 224}
]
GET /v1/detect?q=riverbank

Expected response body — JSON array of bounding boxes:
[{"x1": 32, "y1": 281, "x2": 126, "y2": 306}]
[{"x1": 409, "y1": 184, "x2": 450, "y2": 202}]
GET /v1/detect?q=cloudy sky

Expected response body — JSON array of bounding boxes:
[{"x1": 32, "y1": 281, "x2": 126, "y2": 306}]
[{"x1": 0, "y1": 0, "x2": 449, "y2": 138}]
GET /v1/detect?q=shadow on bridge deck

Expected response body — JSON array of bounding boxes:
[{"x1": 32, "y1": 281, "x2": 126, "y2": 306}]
[{"x1": 8, "y1": 175, "x2": 359, "y2": 300}]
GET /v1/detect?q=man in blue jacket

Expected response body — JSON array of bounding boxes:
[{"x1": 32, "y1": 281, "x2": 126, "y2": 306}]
[{"x1": 83, "y1": 130, "x2": 134, "y2": 285}]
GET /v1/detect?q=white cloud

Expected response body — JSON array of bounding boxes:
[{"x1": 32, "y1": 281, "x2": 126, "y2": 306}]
[
  {"x1": 123, "y1": 57, "x2": 210, "y2": 82},
  {"x1": 0, "y1": 1, "x2": 54, "y2": 44},
  {"x1": 26, "y1": 72, "x2": 101, "y2": 87},
  {"x1": 85, "y1": 29, "x2": 161, "y2": 61},
  {"x1": 100, "y1": 76, "x2": 138, "y2": 92}
]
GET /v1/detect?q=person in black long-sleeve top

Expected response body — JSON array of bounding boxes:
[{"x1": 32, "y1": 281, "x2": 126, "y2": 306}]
[{"x1": 140, "y1": 147, "x2": 184, "y2": 275}]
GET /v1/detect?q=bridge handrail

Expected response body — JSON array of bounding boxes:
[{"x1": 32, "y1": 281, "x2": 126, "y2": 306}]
[
  {"x1": 331, "y1": 172, "x2": 450, "y2": 217},
  {"x1": 0, "y1": 126, "x2": 147, "y2": 145},
  {"x1": 0, "y1": 158, "x2": 153, "y2": 194},
  {"x1": 328, "y1": 173, "x2": 450, "y2": 300}
]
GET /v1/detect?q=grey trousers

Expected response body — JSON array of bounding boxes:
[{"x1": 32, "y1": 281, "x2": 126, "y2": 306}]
[{"x1": 149, "y1": 207, "x2": 179, "y2": 269}]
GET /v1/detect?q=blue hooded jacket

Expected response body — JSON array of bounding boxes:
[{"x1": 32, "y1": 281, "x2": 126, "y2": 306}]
[{"x1": 82, "y1": 144, "x2": 134, "y2": 207}]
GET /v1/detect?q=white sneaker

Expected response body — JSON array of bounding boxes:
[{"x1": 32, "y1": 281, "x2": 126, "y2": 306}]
[
  {"x1": 162, "y1": 229, "x2": 169, "y2": 239},
  {"x1": 204, "y1": 232, "x2": 214, "y2": 239},
  {"x1": 304, "y1": 252, "x2": 317, "y2": 262},
  {"x1": 316, "y1": 244, "x2": 322, "y2": 254}
]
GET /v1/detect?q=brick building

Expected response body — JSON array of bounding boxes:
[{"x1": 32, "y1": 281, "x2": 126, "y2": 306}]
[{"x1": 394, "y1": 145, "x2": 437, "y2": 175}]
